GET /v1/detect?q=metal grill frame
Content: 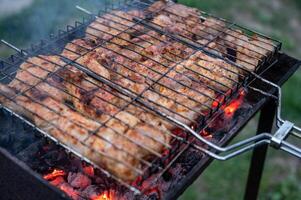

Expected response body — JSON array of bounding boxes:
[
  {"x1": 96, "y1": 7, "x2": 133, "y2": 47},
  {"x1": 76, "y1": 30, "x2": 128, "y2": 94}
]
[{"x1": 1, "y1": 0, "x2": 299, "y2": 197}]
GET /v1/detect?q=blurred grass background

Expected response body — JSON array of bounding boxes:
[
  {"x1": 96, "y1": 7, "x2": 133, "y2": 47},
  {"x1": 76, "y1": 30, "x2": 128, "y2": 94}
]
[{"x1": 0, "y1": 0, "x2": 300, "y2": 199}]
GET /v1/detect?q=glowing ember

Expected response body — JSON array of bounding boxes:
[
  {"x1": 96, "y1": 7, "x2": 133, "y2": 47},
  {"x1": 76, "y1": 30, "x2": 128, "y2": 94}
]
[
  {"x1": 223, "y1": 89, "x2": 245, "y2": 117},
  {"x1": 212, "y1": 101, "x2": 219, "y2": 108},
  {"x1": 59, "y1": 183, "x2": 79, "y2": 199},
  {"x1": 43, "y1": 169, "x2": 66, "y2": 180},
  {"x1": 92, "y1": 191, "x2": 113, "y2": 200},
  {"x1": 224, "y1": 100, "x2": 241, "y2": 116},
  {"x1": 200, "y1": 130, "x2": 213, "y2": 139},
  {"x1": 83, "y1": 166, "x2": 95, "y2": 177},
  {"x1": 50, "y1": 176, "x2": 65, "y2": 186}
]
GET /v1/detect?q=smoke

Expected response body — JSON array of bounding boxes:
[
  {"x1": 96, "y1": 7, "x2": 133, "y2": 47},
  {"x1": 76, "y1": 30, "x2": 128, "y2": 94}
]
[
  {"x1": 0, "y1": 0, "x2": 34, "y2": 18},
  {"x1": 0, "y1": 0, "x2": 106, "y2": 51}
]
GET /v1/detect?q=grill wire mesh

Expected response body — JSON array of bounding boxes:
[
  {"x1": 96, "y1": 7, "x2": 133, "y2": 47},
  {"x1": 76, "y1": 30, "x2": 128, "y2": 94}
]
[{"x1": 0, "y1": 0, "x2": 281, "y2": 195}]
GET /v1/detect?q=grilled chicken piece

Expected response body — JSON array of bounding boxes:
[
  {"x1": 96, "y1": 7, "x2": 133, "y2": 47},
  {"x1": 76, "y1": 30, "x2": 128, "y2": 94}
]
[
  {"x1": 0, "y1": 70, "x2": 170, "y2": 181},
  {"x1": 63, "y1": 42, "x2": 148, "y2": 95},
  {"x1": 76, "y1": 25, "x2": 215, "y2": 124},
  {"x1": 66, "y1": 36, "x2": 213, "y2": 125},
  {"x1": 147, "y1": 1, "x2": 198, "y2": 18},
  {"x1": 49, "y1": 69, "x2": 171, "y2": 180},
  {"x1": 62, "y1": 41, "x2": 111, "y2": 80},
  {"x1": 5, "y1": 55, "x2": 72, "y2": 105},
  {"x1": 178, "y1": 51, "x2": 239, "y2": 92},
  {"x1": 224, "y1": 30, "x2": 275, "y2": 72},
  {"x1": 59, "y1": 64, "x2": 172, "y2": 130},
  {"x1": 8, "y1": 56, "x2": 63, "y2": 92},
  {"x1": 64, "y1": 38, "x2": 214, "y2": 123},
  {"x1": 86, "y1": 10, "x2": 145, "y2": 46},
  {"x1": 148, "y1": 1, "x2": 275, "y2": 73}
]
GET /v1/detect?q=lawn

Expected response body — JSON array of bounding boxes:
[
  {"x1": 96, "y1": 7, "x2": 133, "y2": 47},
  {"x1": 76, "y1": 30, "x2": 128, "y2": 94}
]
[{"x1": 0, "y1": 0, "x2": 300, "y2": 199}]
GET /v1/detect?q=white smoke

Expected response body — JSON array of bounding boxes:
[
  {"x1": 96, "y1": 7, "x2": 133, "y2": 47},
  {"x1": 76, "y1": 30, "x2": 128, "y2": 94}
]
[{"x1": 0, "y1": 0, "x2": 34, "y2": 18}]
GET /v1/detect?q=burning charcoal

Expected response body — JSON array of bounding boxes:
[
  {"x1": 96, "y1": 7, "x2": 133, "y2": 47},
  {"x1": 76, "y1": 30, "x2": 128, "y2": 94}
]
[
  {"x1": 68, "y1": 172, "x2": 91, "y2": 189},
  {"x1": 58, "y1": 182, "x2": 82, "y2": 200},
  {"x1": 83, "y1": 166, "x2": 95, "y2": 177},
  {"x1": 50, "y1": 176, "x2": 65, "y2": 186},
  {"x1": 82, "y1": 185, "x2": 99, "y2": 199},
  {"x1": 44, "y1": 169, "x2": 66, "y2": 181},
  {"x1": 94, "y1": 177, "x2": 108, "y2": 190},
  {"x1": 90, "y1": 190, "x2": 116, "y2": 200},
  {"x1": 179, "y1": 149, "x2": 202, "y2": 170}
]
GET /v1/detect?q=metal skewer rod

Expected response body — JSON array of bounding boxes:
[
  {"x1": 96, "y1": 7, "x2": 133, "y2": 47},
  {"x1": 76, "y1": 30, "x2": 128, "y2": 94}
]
[
  {"x1": 76, "y1": 5, "x2": 94, "y2": 16},
  {"x1": 1, "y1": 39, "x2": 27, "y2": 55}
]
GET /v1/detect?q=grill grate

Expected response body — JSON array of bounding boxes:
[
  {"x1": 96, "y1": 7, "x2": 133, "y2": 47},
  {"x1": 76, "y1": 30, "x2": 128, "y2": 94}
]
[{"x1": 0, "y1": 0, "x2": 287, "y2": 196}]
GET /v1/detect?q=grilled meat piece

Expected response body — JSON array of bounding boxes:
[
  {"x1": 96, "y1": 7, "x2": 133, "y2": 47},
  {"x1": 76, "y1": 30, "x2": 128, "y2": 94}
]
[
  {"x1": 8, "y1": 56, "x2": 63, "y2": 92},
  {"x1": 224, "y1": 30, "x2": 275, "y2": 71},
  {"x1": 181, "y1": 52, "x2": 240, "y2": 92},
  {"x1": 147, "y1": 1, "x2": 199, "y2": 18},
  {"x1": 66, "y1": 36, "x2": 214, "y2": 125},
  {"x1": 86, "y1": 10, "x2": 145, "y2": 46},
  {"x1": 148, "y1": 1, "x2": 275, "y2": 72},
  {"x1": 62, "y1": 41, "x2": 111, "y2": 80},
  {"x1": 0, "y1": 66, "x2": 170, "y2": 181}
]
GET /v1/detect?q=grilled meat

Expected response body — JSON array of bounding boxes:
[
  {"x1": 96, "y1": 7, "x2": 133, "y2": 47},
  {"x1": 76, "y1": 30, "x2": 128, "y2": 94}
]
[
  {"x1": 86, "y1": 10, "x2": 145, "y2": 46},
  {"x1": 224, "y1": 30, "x2": 275, "y2": 71},
  {"x1": 8, "y1": 56, "x2": 63, "y2": 92},
  {"x1": 0, "y1": 1, "x2": 278, "y2": 183},
  {"x1": 62, "y1": 36, "x2": 215, "y2": 125},
  {"x1": 147, "y1": 1, "x2": 275, "y2": 72},
  {"x1": 0, "y1": 62, "x2": 170, "y2": 181}
]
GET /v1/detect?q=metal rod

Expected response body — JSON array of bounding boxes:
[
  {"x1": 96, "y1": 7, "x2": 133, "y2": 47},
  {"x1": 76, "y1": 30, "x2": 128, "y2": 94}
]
[{"x1": 1, "y1": 39, "x2": 24, "y2": 54}]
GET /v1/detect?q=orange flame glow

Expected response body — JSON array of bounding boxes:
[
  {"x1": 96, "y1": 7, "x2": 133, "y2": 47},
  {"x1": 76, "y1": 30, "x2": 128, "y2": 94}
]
[
  {"x1": 92, "y1": 191, "x2": 113, "y2": 200},
  {"x1": 43, "y1": 169, "x2": 66, "y2": 180},
  {"x1": 59, "y1": 183, "x2": 79, "y2": 199},
  {"x1": 83, "y1": 166, "x2": 95, "y2": 177},
  {"x1": 224, "y1": 100, "x2": 241, "y2": 116},
  {"x1": 223, "y1": 89, "x2": 245, "y2": 117},
  {"x1": 200, "y1": 130, "x2": 213, "y2": 139},
  {"x1": 212, "y1": 101, "x2": 219, "y2": 108}
]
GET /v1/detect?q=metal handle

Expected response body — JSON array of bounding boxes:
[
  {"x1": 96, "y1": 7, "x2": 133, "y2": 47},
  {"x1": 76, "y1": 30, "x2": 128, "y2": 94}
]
[{"x1": 266, "y1": 74, "x2": 301, "y2": 158}]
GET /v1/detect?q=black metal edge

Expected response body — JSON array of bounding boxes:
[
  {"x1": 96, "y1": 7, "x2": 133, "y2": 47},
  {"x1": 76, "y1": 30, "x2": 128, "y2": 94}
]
[
  {"x1": 163, "y1": 53, "x2": 301, "y2": 200},
  {"x1": 0, "y1": 147, "x2": 71, "y2": 200}
]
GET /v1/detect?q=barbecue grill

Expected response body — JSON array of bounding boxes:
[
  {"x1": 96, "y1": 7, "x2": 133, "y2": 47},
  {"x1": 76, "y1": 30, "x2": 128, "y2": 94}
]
[{"x1": 0, "y1": 0, "x2": 300, "y2": 199}]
